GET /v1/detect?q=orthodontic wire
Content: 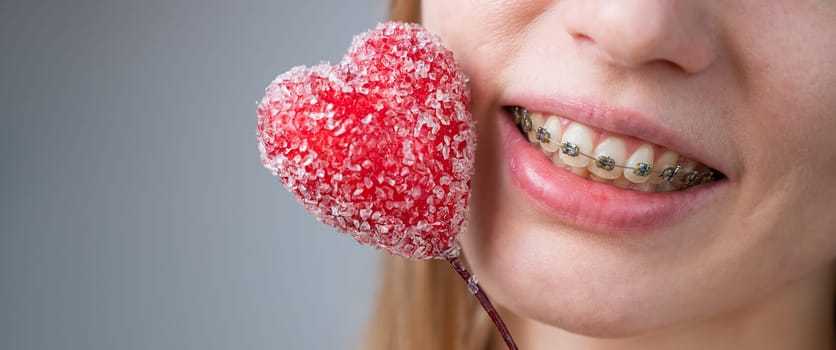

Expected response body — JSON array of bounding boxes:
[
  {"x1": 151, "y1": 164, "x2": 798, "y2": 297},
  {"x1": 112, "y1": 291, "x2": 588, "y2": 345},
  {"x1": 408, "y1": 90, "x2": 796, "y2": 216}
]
[{"x1": 512, "y1": 106, "x2": 718, "y2": 185}]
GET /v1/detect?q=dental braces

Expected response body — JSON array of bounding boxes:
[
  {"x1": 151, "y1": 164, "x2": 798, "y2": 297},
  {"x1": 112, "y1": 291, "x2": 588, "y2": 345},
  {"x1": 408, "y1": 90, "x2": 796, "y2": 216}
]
[{"x1": 512, "y1": 106, "x2": 720, "y2": 187}]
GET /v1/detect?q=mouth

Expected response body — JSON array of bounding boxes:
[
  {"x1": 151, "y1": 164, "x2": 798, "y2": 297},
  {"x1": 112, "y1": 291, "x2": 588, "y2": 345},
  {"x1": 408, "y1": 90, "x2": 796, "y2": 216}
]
[
  {"x1": 499, "y1": 103, "x2": 729, "y2": 233},
  {"x1": 508, "y1": 105, "x2": 725, "y2": 192}
]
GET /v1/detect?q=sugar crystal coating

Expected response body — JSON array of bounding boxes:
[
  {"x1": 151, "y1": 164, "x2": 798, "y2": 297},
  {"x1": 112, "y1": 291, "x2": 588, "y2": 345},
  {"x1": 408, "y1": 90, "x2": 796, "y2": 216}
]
[{"x1": 256, "y1": 22, "x2": 476, "y2": 260}]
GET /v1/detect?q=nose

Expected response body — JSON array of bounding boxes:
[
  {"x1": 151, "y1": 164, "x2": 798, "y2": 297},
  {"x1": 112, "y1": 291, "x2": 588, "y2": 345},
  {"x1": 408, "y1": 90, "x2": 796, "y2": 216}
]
[{"x1": 563, "y1": 0, "x2": 718, "y2": 74}]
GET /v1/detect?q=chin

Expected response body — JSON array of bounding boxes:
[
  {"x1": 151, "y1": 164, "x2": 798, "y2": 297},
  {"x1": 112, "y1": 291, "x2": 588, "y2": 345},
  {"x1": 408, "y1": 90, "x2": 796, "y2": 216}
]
[{"x1": 461, "y1": 221, "x2": 694, "y2": 339}]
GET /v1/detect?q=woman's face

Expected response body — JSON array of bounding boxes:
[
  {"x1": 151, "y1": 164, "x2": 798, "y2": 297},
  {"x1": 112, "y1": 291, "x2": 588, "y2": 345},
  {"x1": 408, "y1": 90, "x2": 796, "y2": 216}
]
[{"x1": 422, "y1": 0, "x2": 836, "y2": 336}]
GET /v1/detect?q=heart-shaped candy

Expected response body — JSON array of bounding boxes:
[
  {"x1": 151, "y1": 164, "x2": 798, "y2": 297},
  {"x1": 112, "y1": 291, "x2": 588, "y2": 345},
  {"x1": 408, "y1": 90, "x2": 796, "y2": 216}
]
[{"x1": 256, "y1": 22, "x2": 476, "y2": 259}]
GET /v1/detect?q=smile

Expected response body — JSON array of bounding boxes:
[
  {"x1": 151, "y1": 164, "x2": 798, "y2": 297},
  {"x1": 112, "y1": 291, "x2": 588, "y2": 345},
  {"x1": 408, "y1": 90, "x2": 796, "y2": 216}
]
[
  {"x1": 498, "y1": 101, "x2": 729, "y2": 233},
  {"x1": 508, "y1": 106, "x2": 724, "y2": 193}
]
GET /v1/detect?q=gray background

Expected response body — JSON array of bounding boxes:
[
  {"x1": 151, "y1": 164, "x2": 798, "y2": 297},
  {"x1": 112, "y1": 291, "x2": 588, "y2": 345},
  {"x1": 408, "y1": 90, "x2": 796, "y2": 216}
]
[{"x1": 0, "y1": 0, "x2": 386, "y2": 349}]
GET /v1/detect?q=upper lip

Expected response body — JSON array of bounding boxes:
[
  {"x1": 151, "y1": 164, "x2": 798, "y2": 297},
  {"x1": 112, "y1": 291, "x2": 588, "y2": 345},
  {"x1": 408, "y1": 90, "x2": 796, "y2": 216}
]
[{"x1": 501, "y1": 94, "x2": 731, "y2": 178}]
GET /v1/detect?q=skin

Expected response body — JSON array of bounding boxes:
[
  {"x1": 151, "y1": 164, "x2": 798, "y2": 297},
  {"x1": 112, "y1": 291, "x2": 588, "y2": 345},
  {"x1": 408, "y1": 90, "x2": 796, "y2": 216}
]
[{"x1": 421, "y1": 1, "x2": 836, "y2": 349}]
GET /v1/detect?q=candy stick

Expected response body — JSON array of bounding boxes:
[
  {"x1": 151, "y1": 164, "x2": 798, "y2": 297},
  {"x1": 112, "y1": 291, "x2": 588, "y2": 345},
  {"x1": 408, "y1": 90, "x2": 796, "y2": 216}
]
[
  {"x1": 445, "y1": 247, "x2": 519, "y2": 350},
  {"x1": 257, "y1": 21, "x2": 518, "y2": 349}
]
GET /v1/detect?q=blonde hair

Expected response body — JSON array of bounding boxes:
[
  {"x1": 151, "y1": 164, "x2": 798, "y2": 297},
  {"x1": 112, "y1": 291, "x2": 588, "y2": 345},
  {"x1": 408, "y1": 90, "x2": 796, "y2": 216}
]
[
  {"x1": 388, "y1": 0, "x2": 421, "y2": 23},
  {"x1": 363, "y1": 255, "x2": 494, "y2": 350}
]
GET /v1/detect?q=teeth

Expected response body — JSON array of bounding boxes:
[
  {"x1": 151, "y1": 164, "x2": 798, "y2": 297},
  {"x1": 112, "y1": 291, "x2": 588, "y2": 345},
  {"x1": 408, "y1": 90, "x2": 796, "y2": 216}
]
[
  {"x1": 697, "y1": 170, "x2": 717, "y2": 185},
  {"x1": 633, "y1": 181, "x2": 654, "y2": 193},
  {"x1": 589, "y1": 173, "x2": 609, "y2": 183},
  {"x1": 539, "y1": 116, "x2": 562, "y2": 154},
  {"x1": 587, "y1": 136, "x2": 627, "y2": 180},
  {"x1": 526, "y1": 112, "x2": 544, "y2": 144},
  {"x1": 510, "y1": 106, "x2": 722, "y2": 192},
  {"x1": 512, "y1": 106, "x2": 524, "y2": 124},
  {"x1": 624, "y1": 143, "x2": 654, "y2": 183},
  {"x1": 559, "y1": 123, "x2": 595, "y2": 167},
  {"x1": 649, "y1": 150, "x2": 679, "y2": 185},
  {"x1": 613, "y1": 177, "x2": 633, "y2": 189},
  {"x1": 656, "y1": 181, "x2": 675, "y2": 192},
  {"x1": 569, "y1": 165, "x2": 589, "y2": 177},
  {"x1": 552, "y1": 151, "x2": 568, "y2": 168},
  {"x1": 677, "y1": 161, "x2": 699, "y2": 187}
]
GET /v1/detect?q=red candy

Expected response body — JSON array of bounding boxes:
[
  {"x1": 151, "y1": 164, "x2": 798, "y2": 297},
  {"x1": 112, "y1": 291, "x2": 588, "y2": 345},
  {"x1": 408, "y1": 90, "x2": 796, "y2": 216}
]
[{"x1": 256, "y1": 22, "x2": 476, "y2": 259}]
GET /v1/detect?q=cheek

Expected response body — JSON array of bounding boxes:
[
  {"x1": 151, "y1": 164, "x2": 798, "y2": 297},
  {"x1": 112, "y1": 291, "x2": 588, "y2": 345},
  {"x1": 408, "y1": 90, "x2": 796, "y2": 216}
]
[
  {"x1": 419, "y1": 0, "x2": 451, "y2": 34},
  {"x1": 726, "y1": 0, "x2": 836, "y2": 180},
  {"x1": 422, "y1": 0, "x2": 548, "y2": 91},
  {"x1": 421, "y1": 0, "x2": 479, "y2": 47},
  {"x1": 722, "y1": 1, "x2": 836, "y2": 264}
]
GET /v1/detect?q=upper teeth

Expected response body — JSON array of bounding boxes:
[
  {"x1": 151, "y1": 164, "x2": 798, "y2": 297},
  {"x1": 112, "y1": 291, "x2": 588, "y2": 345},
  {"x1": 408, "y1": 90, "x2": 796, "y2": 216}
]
[{"x1": 511, "y1": 106, "x2": 720, "y2": 192}]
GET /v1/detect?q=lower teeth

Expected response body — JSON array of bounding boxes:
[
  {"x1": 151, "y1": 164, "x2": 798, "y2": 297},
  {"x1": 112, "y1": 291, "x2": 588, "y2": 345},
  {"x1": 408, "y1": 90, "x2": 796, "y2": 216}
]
[{"x1": 510, "y1": 106, "x2": 723, "y2": 193}]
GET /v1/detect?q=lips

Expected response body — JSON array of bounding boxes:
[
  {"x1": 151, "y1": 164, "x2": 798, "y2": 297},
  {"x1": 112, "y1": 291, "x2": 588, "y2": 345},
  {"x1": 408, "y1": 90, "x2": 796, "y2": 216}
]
[{"x1": 497, "y1": 101, "x2": 728, "y2": 234}]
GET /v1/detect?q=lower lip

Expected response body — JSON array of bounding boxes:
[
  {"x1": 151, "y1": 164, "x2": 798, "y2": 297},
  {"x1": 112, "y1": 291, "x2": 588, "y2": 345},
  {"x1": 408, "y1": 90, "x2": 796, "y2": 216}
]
[{"x1": 499, "y1": 109, "x2": 726, "y2": 234}]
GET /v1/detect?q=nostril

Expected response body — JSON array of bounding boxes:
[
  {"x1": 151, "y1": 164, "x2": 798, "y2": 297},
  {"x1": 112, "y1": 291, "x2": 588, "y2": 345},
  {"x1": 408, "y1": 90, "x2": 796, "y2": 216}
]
[
  {"x1": 570, "y1": 32, "x2": 598, "y2": 50},
  {"x1": 571, "y1": 33, "x2": 593, "y2": 43}
]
